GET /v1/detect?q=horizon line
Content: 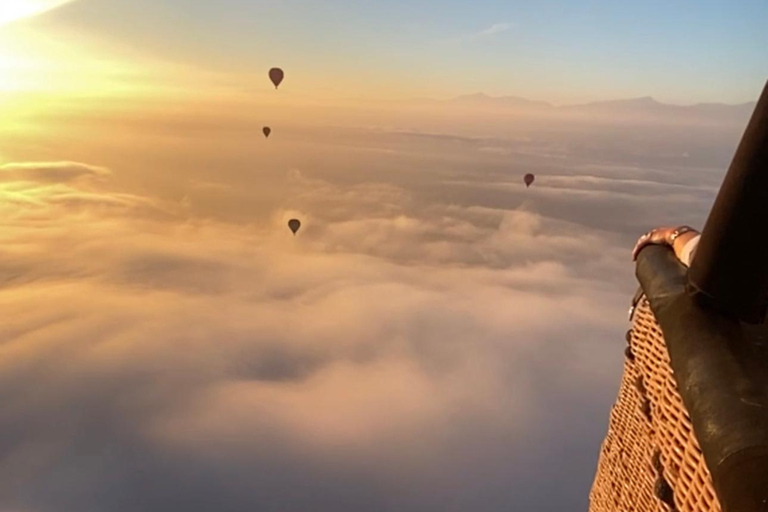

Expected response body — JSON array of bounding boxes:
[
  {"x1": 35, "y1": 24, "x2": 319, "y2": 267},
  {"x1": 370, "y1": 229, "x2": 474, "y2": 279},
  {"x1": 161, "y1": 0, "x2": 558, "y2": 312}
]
[{"x1": 389, "y1": 92, "x2": 759, "y2": 109}]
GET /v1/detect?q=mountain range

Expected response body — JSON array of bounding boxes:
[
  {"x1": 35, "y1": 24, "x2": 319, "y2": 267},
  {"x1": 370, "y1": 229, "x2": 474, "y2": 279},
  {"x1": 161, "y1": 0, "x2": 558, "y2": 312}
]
[{"x1": 417, "y1": 93, "x2": 759, "y2": 120}]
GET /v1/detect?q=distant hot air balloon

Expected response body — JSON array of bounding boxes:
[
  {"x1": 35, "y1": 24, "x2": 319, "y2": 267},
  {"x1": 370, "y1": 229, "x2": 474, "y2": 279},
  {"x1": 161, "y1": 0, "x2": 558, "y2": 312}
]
[
  {"x1": 524, "y1": 173, "x2": 535, "y2": 188},
  {"x1": 263, "y1": 126, "x2": 271, "y2": 138},
  {"x1": 269, "y1": 68, "x2": 284, "y2": 89},
  {"x1": 288, "y1": 219, "x2": 301, "y2": 235}
]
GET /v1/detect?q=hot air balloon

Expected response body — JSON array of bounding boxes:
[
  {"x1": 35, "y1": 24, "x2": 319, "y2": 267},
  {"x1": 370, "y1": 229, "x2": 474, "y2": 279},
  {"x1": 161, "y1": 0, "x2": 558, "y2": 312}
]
[
  {"x1": 269, "y1": 68, "x2": 284, "y2": 89},
  {"x1": 288, "y1": 219, "x2": 301, "y2": 235},
  {"x1": 524, "y1": 173, "x2": 535, "y2": 188},
  {"x1": 263, "y1": 127, "x2": 271, "y2": 138}
]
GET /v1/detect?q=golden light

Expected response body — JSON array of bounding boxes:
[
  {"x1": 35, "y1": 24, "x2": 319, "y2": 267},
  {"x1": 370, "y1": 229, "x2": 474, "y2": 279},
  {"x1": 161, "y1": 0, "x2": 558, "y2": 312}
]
[
  {"x1": 0, "y1": 0, "x2": 75, "y2": 27},
  {"x1": 0, "y1": 9, "x2": 147, "y2": 97},
  {"x1": 0, "y1": 0, "x2": 235, "y2": 113}
]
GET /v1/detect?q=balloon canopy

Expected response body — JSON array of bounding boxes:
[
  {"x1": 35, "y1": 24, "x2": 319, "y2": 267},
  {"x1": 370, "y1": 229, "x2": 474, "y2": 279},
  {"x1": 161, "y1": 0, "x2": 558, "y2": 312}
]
[
  {"x1": 269, "y1": 68, "x2": 284, "y2": 89},
  {"x1": 263, "y1": 126, "x2": 271, "y2": 138},
  {"x1": 288, "y1": 219, "x2": 301, "y2": 235},
  {"x1": 524, "y1": 173, "x2": 535, "y2": 187}
]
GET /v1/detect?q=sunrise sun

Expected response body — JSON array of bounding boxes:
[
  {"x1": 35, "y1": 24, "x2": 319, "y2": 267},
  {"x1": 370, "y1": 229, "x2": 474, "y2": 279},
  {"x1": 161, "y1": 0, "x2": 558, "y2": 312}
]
[{"x1": 0, "y1": 0, "x2": 74, "y2": 27}]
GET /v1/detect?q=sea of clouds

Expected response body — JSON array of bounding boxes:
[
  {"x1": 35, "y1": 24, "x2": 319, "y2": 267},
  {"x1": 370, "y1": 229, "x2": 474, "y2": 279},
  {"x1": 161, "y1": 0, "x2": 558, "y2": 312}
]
[{"x1": 0, "y1": 101, "x2": 747, "y2": 511}]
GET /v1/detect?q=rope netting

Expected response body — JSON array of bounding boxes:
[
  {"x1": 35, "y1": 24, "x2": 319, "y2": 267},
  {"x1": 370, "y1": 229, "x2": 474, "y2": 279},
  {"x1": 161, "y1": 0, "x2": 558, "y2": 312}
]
[{"x1": 589, "y1": 298, "x2": 721, "y2": 512}]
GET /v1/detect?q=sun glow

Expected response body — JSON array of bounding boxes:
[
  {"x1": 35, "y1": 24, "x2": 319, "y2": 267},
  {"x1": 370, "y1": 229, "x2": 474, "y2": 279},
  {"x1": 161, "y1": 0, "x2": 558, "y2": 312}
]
[
  {"x1": 0, "y1": 22, "x2": 151, "y2": 97},
  {"x1": 0, "y1": 0, "x2": 257, "y2": 111},
  {"x1": 0, "y1": 2, "x2": 77, "y2": 95},
  {"x1": 0, "y1": 0, "x2": 75, "y2": 27}
]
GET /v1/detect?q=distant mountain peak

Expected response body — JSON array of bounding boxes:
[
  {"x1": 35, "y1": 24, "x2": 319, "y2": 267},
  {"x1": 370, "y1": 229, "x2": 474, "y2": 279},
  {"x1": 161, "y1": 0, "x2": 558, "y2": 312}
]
[{"x1": 404, "y1": 93, "x2": 756, "y2": 118}]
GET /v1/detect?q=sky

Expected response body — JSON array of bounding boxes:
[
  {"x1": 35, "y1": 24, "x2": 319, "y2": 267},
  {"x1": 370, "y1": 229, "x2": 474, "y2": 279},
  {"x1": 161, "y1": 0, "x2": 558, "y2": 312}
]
[
  {"x1": 0, "y1": 2, "x2": 765, "y2": 512},
  {"x1": 0, "y1": 0, "x2": 766, "y2": 103}
]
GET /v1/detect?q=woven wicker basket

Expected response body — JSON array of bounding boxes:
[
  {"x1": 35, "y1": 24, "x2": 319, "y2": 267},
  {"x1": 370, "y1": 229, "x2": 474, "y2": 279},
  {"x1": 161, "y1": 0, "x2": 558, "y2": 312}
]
[{"x1": 589, "y1": 298, "x2": 721, "y2": 512}]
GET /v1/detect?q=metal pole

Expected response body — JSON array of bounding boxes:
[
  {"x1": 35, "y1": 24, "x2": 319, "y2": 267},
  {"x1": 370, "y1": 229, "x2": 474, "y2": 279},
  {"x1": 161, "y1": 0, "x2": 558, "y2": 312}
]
[{"x1": 687, "y1": 80, "x2": 768, "y2": 324}]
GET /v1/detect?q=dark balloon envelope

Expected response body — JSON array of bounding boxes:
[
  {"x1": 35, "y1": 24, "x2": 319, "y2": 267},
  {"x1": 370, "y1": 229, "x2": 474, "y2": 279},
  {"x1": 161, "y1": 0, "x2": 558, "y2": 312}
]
[
  {"x1": 269, "y1": 68, "x2": 284, "y2": 89},
  {"x1": 288, "y1": 219, "x2": 301, "y2": 235},
  {"x1": 263, "y1": 126, "x2": 271, "y2": 138},
  {"x1": 524, "y1": 173, "x2": 535, "y2": 187}
]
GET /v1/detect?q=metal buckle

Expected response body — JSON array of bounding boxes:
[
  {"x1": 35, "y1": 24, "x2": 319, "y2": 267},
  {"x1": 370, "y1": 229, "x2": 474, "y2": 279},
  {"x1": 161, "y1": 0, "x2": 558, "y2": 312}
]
[{"x1": 628, "y1": 285, "x2": 645, "y2": 322}]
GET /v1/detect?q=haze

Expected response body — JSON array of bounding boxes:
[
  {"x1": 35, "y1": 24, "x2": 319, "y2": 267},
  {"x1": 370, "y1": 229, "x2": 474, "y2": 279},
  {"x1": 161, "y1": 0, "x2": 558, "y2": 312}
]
[{"x1": 0, "y1": 1, "x2": 765, "y2": 511}]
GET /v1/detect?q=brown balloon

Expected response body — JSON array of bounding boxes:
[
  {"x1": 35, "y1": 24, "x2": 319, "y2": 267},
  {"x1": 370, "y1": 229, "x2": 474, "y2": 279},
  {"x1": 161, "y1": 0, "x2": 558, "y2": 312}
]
[
  {"x1": 269, "y1": 68, "x2": 284, "y2": 89},
  {"x1": 263, "y1": 126, "x2": 271, "y2": 138},
  {"x1": 288, "y1": 219, "x2": 301, "y2": 235},
  {"x1": 524, "y1": 173, "x2": 535, "y2": 188}
]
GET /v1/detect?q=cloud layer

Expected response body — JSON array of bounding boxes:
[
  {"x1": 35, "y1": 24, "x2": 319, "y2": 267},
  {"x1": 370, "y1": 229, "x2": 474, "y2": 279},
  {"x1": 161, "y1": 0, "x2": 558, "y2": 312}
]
[{"x1": 0, "y1": 102, "x2": 742, "y2": 511}]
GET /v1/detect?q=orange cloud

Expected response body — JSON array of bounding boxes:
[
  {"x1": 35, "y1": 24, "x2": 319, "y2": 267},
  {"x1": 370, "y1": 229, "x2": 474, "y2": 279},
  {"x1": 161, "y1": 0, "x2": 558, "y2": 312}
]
[{"x1": 0, "y1": 150, "x2": 629, "y2": 510}]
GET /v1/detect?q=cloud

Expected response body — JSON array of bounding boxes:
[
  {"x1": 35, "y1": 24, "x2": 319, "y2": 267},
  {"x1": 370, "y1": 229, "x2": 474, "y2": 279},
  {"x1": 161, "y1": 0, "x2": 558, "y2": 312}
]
[
  {"x1": 0, "y1": 161, "x2": 110, "y2": 184},
  {"x1": 0, "y1": 161, "x2": 185, "y2": 228},
  {"x1": 0, "y1": 150, "x2": 631, "y2": 512},
  {"x1": 480, "y1": 23, "x2": 511, "y2": 36},
  {"x1": 437, "y1": 22, "x2": 513, "y2": 45},
  {"x1": 0, "y1": 100, "x2": 739, "y2": 511}
]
